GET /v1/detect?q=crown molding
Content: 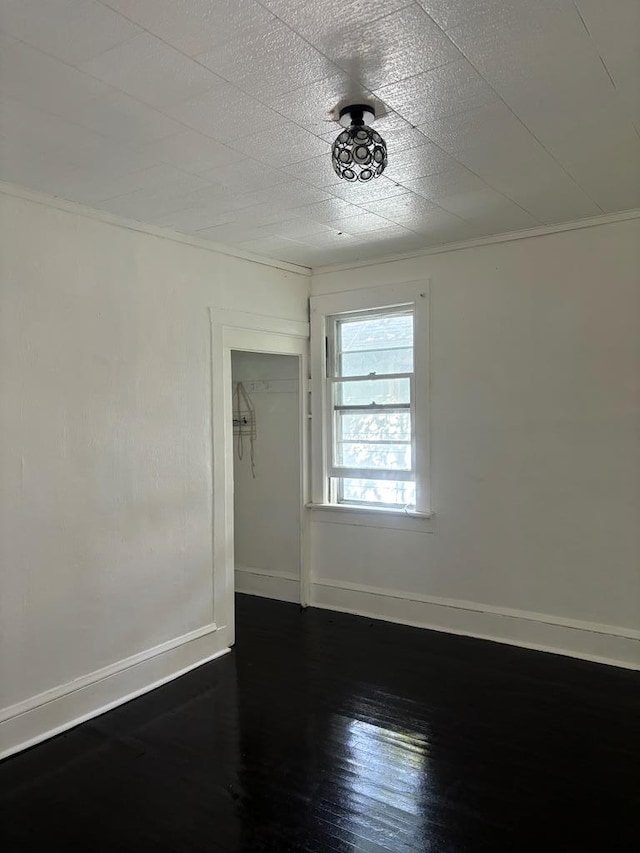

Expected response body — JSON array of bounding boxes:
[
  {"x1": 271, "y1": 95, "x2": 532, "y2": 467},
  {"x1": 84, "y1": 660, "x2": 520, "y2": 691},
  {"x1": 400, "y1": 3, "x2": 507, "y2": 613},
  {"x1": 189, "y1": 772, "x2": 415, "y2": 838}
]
[
  {"x1": 312, "y1": 209, "x2": 640, "y2": 276},
  {"x1": 0, "y1": 181, "x2": 312, "y2": 277},
  {"x1": 3, "y1": 182, "x2": 637, "y2": 279}
]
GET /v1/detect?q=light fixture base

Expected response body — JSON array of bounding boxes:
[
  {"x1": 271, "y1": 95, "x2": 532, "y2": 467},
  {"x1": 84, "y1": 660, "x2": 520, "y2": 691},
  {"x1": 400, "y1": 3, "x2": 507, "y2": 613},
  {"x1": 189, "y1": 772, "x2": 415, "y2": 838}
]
[{"x1": 338, "y1": 104, "x2": 376, "y2": 128}]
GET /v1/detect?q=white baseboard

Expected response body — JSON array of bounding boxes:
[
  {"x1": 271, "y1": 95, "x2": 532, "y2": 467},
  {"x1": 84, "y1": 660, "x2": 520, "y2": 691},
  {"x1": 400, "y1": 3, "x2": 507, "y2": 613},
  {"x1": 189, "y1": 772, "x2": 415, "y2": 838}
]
[
  {"x1": 0, "y1": 623, "x2": 232, "y2": 760},
  {"x1": 235, "y1": 566, "x2": 300, "y2": 603},
  {"x1": 311, "y1": 580, "x2": 640, "y2": 670}
]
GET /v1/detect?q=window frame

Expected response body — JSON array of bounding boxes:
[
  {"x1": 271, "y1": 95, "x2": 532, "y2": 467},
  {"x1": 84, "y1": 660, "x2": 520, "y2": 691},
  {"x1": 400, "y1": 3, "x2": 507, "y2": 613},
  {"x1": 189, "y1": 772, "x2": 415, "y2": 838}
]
[
  {"x1": 310, "y1": 280, "x2": 431, "y2": 518},
  {"x1": 326, "y1": 305, "x2": 416, "y2": 507}
]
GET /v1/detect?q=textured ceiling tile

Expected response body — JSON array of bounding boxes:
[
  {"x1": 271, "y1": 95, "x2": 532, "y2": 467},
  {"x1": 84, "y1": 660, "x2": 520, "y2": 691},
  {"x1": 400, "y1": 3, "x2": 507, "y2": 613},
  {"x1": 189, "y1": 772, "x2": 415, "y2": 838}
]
[
  {"x1": 406, "y1": 211, "x2": 471, "y2": 236},
  {"x1": 325, "y1": 212, "x2": 396, "y2": 235},
  {"x1": 515, "y1": 98, "x2": 640, "y2": 182},
  {"x1": 231, "y1": 123, "x2": 330, "y2": 167},
  {"x1": 230, "y1": 237, "x2": 307, "y2": 258},
  {"x1": 432, "y1": 189, "x2": 540, "y2": 231},
  {"x1": 251, "y1": 218, "x2": 333, "y2": 239},
  {"x1": 229, "y1": 234, "x2": 305, "y2": 252},
  {"x1": 259, "y1": 0, "x2": 410, "y2": 41},
  {"x1": 190, "y1": 183, "x2": 265, "y2": 212},
  {"x1": 285, "y1": 153, "x2": 345, "y2": 189},
  {"x1": 144, "y1": 205, "x2": 237, "y2": 234},
  {"x1": 360, "y1": 224, "x2": 418, "y2": 240},
  {"x1": 368, "y1": 231, "x2": 445, "y2": 255},
  {"x1": 265, "y1": 73, "x2": 362, "y2": 136},
  {"x1": 401, "y1": 166, "x2": 488, "y2": 200},
  {"x1": 100, "y1": 0, "x2": 276, "y2": 57},
  {"x1": 454, "y1": 208, "x2": 540, "y2": 235},
  {"x1": 141, "y1": 130, "x2": 247, "y2": 175},
  {"x1": 3, "y1": 0, "x2": 637, "y2": 268},
  {"x1": 563, "y1": 158, "x2": 640, "y2": 213},
  {"x1": 0, "y1": 93, "x2": 160, "y2": 176},
  {"x1": 501, "y1": 175, "x2": 601, "y2": 225},
  {"x1": 299, "y1": 230, "x2": 363, "y2": 249},
  {"x1": 414, "y1": 221, "x2": 475, "y2": 244},
  {"x1": 232, "y1": 235, "x2": 313, "y2": 260},
  {"x1": 96, "y1": 181, "x2": 211, "y2": 221},
  {"x1": 325, "y1": 175, "x2": 408, "y2": 204},
  {"x1": 374, "y1": 59, "x2": 498, "y2": 125},
  {"x1": 0, "y1": 144, "x2": 80, "y2": 196},
  {"x1": 574, "y1": 0, "x2": 640, "y2": 126},
  {"x1": 415, "y1": 0, "x2": 511, "y2": 31},
  {"x1": 198, "y1": 159, "x2": 292, "y2": 192},
  {"x1": 0, "y1": 33, "x2": 111, "y2": 112},
  {"x1": 61, "y1": 90, "x2": 186, "y2": 145},
  {"x1": 491, "y1": 61, "x2": 616, "y2": 136},
  {"x1": 447, "y1": 0, "x2": 584, "y2": 60},
  {"x1": 433, "y1": 187, "x2": 523, "y2": 216},
  {"x1": 0, "y1": 0, "x2": 142, "y2": 65},
  {"x1": 419, "y1": 100, "x2": 522, "y2": 157},
  {"x1": 574, "y1": 0, "x2": 640, "y2": 78},
  {"x1": 383, "y1": 142, "x2": 459, "y2": 182},
  {"x1": 164, "y1": 85, "x2": 287, "y2": 142},
  {"x1": 292, "y1": 198, "x2": 365, "y2": 223},
  {"x1": 447, "y1": 1, "x2": 617, "y2": 129},
  {"x1": 197, "y1": 20, "x2": 341, "y2": 100},
  {"x1": 319, "y1": 4, "x2": 461, "y2": 90},
  {"x1": 194, "y1": 223, "x2": 287, "y2": 244},
  {"x1": 419, "y1": 101, "x2": 564, "y2": 182},
  {"x1": 80, "y1": 32, "x2": 218, "y2": 108},
  {"x1": 378, "y1": 124, "x2": 431, "y2": 156},
  {"x1": 68, "y1": 137, "x2": 162, "y2": 176},
  {"x1": 44, "y1": 163, "x2": 209, "y2": 205},
  {"x1": 320, "y1": 113, "x2": 428, "y2": 150},
  {"x1": 241, "y1": 180, "x2": 334, "y2": 209},
  {"x1": 360, "y1": 190, "x2": 441, "y2": 220},
  {"x1": 228, "y1": 201, "x2": 298, "y2": 227}
]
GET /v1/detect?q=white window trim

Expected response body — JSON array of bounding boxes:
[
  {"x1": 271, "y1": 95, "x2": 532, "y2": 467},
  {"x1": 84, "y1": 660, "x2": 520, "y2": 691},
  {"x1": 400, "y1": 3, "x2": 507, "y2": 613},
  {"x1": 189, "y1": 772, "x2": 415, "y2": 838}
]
[{"x1": 310, "y1": 280, "x2": 431, "y2": 519}]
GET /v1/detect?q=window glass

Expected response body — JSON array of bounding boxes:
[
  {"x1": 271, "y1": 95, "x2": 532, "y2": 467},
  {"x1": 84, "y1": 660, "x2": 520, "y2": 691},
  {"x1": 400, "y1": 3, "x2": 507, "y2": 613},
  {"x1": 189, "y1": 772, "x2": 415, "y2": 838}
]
[
  {"x1": 337, "y1": 313, "x2": 414, "y2": 377},
  {"x1": 340, "y1": 478, "x2": 416, "y2": 507},
  {"x1": 329, "y1": 306, "x2": 417, "y2": 509},
  {"x1": 340, "y1": 347, "x2": 413, "y2": 377},
  {"x1": 338, "y1": 412, "x2": 412, "y2": 443},
  {"x1": 338, "y1": 314, "x2": 413, "y2": 352},
  {"x1": 334, "y1": 378, "x2": 410, "y2": 407},
  {"x1": 335, "y1": 441, "x2": 412, "y2": 471}
]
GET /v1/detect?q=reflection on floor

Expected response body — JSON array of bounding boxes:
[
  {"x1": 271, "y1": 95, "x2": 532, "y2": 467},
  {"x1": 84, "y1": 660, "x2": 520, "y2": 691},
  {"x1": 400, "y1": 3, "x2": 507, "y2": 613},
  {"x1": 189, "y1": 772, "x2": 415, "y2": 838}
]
[{"x1": 1, "y1": 594, "x2": 638, "y2": 851}]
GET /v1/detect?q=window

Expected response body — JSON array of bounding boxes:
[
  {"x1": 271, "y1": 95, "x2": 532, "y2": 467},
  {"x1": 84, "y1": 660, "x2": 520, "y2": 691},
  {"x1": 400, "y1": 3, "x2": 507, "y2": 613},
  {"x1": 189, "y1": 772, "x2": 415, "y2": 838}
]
[
  {"x1": 327, "y1": 306, "x2": 416, "y2": 509},
  {"x1": 310, "y1": 281, "x2": 430, "y2": 517}
]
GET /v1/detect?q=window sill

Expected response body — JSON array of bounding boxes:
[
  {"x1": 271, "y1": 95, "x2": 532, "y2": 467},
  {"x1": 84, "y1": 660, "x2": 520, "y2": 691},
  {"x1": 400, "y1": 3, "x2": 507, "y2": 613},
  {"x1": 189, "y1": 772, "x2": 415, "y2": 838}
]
[{"x1": 306, "y1": 502, "x2": 434, "y2": 532}]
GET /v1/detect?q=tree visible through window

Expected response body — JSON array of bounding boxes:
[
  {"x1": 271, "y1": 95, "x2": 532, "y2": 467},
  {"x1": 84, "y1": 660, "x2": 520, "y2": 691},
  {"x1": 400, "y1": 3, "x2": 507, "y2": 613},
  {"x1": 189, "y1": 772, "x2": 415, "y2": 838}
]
[{"x1": 327, "y1": 307, "x2": 416, "y2": 508}]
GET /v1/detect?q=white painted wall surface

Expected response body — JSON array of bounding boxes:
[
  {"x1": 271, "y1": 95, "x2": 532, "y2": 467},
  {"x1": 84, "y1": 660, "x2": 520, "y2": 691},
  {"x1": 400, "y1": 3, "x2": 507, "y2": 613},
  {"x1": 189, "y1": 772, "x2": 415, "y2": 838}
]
[
  {"x1": 0, "y1": 186, "x2": 308, "y2": 754},
  {"x1": 231, "y1": 351, "x2": 300, "y2": 602},
  {"x1": 310, "y1": 218, "x2": 640, "y2": 667}
]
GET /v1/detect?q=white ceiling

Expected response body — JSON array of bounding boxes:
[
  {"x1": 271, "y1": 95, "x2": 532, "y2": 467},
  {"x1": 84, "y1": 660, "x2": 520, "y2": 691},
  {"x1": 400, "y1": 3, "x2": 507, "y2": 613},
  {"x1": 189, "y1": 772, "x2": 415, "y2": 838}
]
[{"x1": 1, "y1": 0, "x2": 638, "y2": 268}]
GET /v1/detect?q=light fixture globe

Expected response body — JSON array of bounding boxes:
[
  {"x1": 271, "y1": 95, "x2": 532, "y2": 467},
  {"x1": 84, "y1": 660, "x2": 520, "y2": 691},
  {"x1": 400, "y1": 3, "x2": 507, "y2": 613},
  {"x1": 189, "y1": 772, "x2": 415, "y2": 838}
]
[{"x1": 332, "y1": 104, "x2": 387, "y2": 182}]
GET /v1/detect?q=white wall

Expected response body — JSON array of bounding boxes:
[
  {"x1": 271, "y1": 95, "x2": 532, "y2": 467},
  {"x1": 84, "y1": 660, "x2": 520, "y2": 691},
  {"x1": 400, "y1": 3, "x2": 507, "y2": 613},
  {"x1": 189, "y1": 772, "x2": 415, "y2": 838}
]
[
  {"x1": 0, "y1": 185, "x2": 309, "y2": 756},
  {"x1": 310, "y1": 218, "x2": 640, "y2": 668},
  {"x1": 231, "y1": 351, "x2": 300, "y2": 603}
]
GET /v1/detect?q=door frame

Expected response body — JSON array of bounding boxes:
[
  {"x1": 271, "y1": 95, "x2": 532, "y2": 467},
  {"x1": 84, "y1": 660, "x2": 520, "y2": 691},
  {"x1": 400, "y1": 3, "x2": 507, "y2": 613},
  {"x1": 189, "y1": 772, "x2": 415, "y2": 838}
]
[{"x1": 210, "y1": 309, "x2": 309, "y2": 647}]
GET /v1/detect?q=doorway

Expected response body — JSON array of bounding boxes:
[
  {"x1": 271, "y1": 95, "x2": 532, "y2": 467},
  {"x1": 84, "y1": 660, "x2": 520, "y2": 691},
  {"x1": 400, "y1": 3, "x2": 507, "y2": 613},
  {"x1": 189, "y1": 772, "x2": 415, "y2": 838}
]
[
  {"x1": 231, "y1": 351, "x2": 301, "y2": 604},
  {"x1": 209, "y1": 314, "x2": 309, "y2": 648}
]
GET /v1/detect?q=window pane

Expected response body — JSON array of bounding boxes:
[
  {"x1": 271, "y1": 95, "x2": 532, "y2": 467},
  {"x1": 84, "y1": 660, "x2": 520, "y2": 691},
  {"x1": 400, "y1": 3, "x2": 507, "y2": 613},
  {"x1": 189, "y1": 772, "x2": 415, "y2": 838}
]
[
  {"x1": 340, "y1": 478, "x2": 416, "y2": 507},
  {"x1": 339, "y1": 412, "x2": 412, "y2": 442},
  {"x1": 336, "y1": 442, "x2": 412, "y2": 470},
  {"x1": 338, "y1": 313, "x2": 413, "y2": 353},
  {"x1": 335, "y1": 377, "x2": 410, "y2": 407},
  {"x1": 340, "y1": 347, "x2": 413, "y2": 377}
]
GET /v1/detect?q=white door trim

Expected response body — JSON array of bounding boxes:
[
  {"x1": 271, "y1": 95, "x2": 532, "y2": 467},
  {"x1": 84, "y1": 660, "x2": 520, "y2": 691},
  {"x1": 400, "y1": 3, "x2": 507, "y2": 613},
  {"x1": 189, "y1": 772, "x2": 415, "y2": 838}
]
[{"x1": 209, "y1": 310, "x2": 309, "y2": 643}]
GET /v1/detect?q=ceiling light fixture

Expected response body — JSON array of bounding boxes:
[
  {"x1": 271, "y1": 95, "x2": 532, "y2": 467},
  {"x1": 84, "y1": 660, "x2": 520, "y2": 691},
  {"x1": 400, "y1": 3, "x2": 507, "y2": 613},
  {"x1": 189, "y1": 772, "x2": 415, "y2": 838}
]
[{"x1": 331, "y1": 104, "x2": 387, "y2": 183}]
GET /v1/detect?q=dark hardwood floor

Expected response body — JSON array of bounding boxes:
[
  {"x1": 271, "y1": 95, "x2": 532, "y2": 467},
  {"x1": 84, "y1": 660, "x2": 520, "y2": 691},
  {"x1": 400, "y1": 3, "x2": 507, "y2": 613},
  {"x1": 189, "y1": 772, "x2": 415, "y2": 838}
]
[{"x1": 1, "y1": 594, "x2": 639, "y2": 852}]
